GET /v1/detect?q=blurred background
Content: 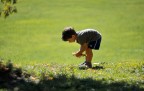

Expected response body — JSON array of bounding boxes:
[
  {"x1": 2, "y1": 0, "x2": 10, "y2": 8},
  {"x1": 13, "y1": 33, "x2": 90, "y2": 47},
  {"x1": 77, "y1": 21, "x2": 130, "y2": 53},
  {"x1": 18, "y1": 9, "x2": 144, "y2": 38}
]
[{"x1": 0, "y1": 0, "x2": 144, "y2": 66}]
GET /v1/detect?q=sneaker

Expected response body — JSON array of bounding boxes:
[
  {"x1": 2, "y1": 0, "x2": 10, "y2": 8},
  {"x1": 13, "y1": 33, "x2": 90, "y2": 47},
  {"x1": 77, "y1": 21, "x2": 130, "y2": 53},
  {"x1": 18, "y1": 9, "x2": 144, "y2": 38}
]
[
  {"x1": 79, "y1": 61, "x2": 92, "y2": 69},
  {"x1": 86, "y1": 62, "x2": 92, "y2": 68}
]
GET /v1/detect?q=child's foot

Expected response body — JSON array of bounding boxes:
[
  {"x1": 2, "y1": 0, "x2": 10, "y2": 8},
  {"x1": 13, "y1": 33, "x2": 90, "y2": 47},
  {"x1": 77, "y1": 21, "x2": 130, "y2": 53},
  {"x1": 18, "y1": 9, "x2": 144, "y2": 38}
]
[{"x1": 79, "y1": 61, "x2": 92, "y2": 69}]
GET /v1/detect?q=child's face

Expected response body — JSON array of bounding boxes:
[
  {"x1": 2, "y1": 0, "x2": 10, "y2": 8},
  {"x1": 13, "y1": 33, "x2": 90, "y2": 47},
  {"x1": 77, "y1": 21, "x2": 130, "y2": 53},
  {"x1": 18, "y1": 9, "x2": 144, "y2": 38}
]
[{"x1": 67, "y1": 35, "x2": 76, "y2": 43}]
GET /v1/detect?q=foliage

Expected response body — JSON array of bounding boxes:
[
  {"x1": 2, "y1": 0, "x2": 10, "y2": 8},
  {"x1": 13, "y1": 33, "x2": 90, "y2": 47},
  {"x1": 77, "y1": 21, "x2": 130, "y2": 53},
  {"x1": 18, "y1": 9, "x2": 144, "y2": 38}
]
[{"x1": 0, "y1": 0, "x2": 17, "y2": 18}]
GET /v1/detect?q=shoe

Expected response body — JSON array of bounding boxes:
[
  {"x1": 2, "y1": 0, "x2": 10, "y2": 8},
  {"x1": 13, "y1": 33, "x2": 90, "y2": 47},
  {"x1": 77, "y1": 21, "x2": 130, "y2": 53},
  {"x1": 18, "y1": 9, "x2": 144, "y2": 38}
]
[{"x1": 79, "y1": 61, "x2": 92, "y2": 69}]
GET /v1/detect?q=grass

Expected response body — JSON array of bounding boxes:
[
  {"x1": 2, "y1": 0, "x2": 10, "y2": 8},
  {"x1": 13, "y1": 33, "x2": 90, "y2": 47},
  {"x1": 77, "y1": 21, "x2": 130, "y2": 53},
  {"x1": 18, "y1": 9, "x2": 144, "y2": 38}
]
[
  {"x1": 0, "y1": 0, "x2": 144, "y2": 90},
  {"x1": 0, "y1": 60, "x2": 144, "y2": 91}
]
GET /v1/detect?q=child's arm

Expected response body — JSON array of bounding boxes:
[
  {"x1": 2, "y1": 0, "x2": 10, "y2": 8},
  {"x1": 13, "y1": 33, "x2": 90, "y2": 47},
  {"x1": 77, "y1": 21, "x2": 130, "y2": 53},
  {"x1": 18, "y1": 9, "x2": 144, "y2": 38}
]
[{"x1": 73, "y1": 43, "x2": 88, "y2": 57}]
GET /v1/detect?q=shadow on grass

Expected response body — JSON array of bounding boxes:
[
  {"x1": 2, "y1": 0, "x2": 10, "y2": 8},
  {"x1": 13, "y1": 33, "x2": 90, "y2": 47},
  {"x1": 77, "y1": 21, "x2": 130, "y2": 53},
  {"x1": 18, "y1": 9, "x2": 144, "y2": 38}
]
[
  {"x1": 92, "y1": 65, "x2": 104, "y2": 70},
  {"x1": 0, "y1": 74, "x2": 143, "y2": 91}
]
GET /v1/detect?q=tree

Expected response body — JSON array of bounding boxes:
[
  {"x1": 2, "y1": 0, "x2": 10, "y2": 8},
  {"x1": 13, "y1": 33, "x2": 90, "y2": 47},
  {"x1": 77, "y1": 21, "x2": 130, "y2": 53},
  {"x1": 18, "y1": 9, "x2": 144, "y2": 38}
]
[{"x1": 0, "y1": 0, "x2": 17, "y2": 18}]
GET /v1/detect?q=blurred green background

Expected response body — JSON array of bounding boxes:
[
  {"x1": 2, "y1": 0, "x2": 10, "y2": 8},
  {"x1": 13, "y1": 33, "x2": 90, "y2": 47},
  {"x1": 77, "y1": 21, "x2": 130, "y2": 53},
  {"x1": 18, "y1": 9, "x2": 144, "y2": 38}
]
[{"x1": 0, "y1": 0, "x2": 144, "y2": 66}]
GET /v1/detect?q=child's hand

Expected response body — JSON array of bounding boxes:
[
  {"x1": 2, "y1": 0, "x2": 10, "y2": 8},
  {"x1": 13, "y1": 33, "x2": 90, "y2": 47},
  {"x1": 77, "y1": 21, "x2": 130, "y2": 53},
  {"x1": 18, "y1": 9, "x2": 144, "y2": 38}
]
[
  {"x1": 72, "y1": 52, "x2": 86, "y2": 58},
  {"x1": 72, "y1": 52, "x2": 82, "y2": 58}
]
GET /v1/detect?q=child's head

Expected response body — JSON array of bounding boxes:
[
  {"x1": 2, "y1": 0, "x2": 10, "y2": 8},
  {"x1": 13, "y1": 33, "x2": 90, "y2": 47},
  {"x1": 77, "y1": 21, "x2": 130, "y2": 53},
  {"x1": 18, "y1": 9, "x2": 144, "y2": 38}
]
[{"x1": 62, "y1": 27, "x2": 77, "y2": 42}]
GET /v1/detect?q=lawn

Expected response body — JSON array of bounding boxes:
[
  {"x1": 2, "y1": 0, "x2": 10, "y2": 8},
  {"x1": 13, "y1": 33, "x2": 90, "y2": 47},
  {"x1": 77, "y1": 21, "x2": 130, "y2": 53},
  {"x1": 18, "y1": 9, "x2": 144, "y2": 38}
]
[{"x1": 0, "y1": 0, "x2": 144, "y2": 90}]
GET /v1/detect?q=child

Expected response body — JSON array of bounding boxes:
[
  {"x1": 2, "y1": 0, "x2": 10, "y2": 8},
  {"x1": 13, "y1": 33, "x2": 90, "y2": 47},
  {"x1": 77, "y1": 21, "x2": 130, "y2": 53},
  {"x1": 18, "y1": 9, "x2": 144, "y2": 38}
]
[{"x1": 62, "y1": 27, "x2": 102, "y2": 68}]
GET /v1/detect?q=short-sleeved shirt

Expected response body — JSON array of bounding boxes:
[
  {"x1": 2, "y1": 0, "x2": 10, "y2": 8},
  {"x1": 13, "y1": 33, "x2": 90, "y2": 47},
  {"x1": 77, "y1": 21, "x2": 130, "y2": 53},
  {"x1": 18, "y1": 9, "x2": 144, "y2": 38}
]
[{"x1": 76, "y1": 29, "x2": 101, "y2": 45}]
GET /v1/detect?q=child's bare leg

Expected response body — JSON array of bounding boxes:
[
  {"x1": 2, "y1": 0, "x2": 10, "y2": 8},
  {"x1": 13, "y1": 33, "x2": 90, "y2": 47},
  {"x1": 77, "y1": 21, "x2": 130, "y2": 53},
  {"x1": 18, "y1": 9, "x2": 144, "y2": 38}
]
[
  {"x1": 79, "y1": 48, "x2": 93, "y2": 68},
  {"x1": 85, "y1": 48, "x2": 93, "y2": 62}
]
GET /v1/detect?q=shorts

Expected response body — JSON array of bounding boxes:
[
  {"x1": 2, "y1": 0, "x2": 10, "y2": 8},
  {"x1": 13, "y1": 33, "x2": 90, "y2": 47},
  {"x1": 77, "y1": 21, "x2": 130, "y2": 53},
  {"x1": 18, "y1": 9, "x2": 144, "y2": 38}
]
[{"x1": 88, "y1": 37, "x2": 102, "y2": 50}]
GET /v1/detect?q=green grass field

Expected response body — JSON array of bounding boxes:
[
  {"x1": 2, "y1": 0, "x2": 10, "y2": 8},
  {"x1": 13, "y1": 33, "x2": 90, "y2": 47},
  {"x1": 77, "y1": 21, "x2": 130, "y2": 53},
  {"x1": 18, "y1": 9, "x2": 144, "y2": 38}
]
[{"x1": 0, "y1": 0, "x2": 144, "y2": 90}]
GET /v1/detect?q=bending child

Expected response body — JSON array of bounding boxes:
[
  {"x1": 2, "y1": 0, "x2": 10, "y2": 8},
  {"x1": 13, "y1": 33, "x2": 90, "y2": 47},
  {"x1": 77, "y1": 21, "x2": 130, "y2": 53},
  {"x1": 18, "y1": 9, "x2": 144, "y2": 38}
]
[{"x1": 62, "y1": 27, "x2": 102, "y2": 68}]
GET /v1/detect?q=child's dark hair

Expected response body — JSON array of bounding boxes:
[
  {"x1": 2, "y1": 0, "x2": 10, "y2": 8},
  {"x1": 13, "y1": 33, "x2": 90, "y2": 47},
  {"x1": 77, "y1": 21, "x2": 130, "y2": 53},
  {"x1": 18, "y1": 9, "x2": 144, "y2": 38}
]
[{"x1": 62, "y1": 27, "x2": 76, "y2": 41}]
